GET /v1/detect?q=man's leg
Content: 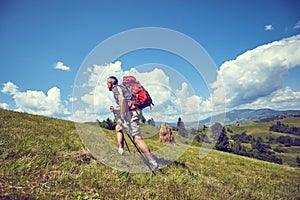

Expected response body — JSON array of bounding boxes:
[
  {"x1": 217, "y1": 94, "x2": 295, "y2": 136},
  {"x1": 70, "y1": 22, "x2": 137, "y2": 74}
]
[
  {"x1": 116, "y1": 124, "x2": 124, "y2": 155},
  {"x1": 117, "y1": 131, "x2": 124, "y2": 148},
  {"x1": 133, "y1": 135, "x2": 155, "y2": 162},
  {"x1": 129, "y1": 109, "x2": 158, "y2": 168},
  {"x1": 130, "y1": 119, "x2": 158, "y2": 167}
]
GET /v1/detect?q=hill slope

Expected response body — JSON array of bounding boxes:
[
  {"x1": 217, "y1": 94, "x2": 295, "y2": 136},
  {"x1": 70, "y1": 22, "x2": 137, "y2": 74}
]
[
  {"x1": 0, "y1": 109, "x2": 299, "y2": 199},
  {"x1": 225, "y1": 116, "x2": 300, "y2": 167}
]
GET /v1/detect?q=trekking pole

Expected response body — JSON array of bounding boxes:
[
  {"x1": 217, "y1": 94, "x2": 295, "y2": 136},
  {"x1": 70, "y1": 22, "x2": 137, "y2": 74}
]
[
  {"x1": 123, "y1": 133, "x2": 131, "y2": 153},
  {"x1": 110, "y1": 106, "x2": 155, "y2": 175},
  {"x1": 121, "y1": 122, "x2": 156, "y2": 175}
]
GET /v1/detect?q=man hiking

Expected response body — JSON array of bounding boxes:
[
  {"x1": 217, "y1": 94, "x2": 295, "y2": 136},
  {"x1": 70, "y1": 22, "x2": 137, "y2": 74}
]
[{"x1": 107, "y1": 76, "x2": 158, "y2": 170}]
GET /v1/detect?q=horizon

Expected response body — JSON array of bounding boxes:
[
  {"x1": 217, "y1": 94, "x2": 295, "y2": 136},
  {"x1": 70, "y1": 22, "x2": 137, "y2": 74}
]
[{"x1": 2, "y1": 107, "x2": 299, "y2": 126}]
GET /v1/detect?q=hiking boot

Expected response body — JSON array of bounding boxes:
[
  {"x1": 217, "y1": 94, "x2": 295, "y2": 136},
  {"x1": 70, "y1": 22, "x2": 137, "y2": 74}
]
[
  {"x1": 149, "y1": 160, "x2": 159, "y2": 171},
  {"x1": 118, "y1": 148, "x2": 124, "y2": 156}
]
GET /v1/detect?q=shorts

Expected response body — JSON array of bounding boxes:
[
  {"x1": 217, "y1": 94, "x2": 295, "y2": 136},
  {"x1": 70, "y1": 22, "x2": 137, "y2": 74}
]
[
  {"x1": 130, "y1": 109, "x2": 142, "y2": 137},
  {"x1": 115, "y1": 124, "x2": 122, "y2": 133},
  {"x1": 114, "y1": 109, "x2": 142, "y2": 137}
]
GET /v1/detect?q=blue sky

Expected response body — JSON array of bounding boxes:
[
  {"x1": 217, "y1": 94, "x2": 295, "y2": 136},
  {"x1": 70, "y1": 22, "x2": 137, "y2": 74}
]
[{"x1": 1, "y1": 0, "x2": 300, "y2": 122}]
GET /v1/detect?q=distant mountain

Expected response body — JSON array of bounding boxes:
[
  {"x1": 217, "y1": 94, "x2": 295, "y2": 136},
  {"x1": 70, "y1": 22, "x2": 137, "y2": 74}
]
[
  {"x1": 198, "y1": 108, "x2": 300, "y2": 125},
  {"x1": 155, "y1": 109, "x2": 300, "y2": 127},
  {"x1": 142, "y1": 109, "x2": 300, "y2": 128}
]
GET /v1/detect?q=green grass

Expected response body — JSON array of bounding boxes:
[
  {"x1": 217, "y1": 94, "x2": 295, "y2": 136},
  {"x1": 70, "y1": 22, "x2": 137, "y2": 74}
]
[
  {"x1": 227, "y1": 118, "x2": 300, "y2": 167},
  {"x1": 0, "y1": 108, "x2": 300, "y2": 199},
  {"x1": 280, "y1": 116, "x2": 300, "y2": 127},
  {"x1": 276, "y1": 146, "x2": 300, "y2": 167}
]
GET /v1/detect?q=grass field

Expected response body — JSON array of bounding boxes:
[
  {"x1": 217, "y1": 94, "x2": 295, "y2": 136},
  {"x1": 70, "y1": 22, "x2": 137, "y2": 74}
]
[
  {"x1": 0, "y1": 109, "x2": 299, "y2": 199},
  {"x1": 226, "y1": 117, "x2": 300, "y2": 166}
]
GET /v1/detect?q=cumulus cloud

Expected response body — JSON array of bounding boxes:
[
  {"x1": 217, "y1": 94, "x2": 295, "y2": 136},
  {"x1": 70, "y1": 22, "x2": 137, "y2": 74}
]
[
  {"x1": 74, "y1": 35, "x2": 300, "y2": 123},
  {"x1": 72, "y1": 61, "x2": 209, "y2": 123},
  {"x1": 0, "y1": 102, "x2": 9, "y2": 109},
  {"x1": 237, "y1": 87, "x2": 300, "y2": 110},
  {"x1": 1, "y1": 81, "x2": 70, "y2": 118},
  {"x1": 1, "y1": 81, "x2": 18, "y2": 95},
  {"x1": 55, "y1": 61, "x2": 70, "y2": 71},
  {"x1": 73, "y1": 108, "x2": 97, "y2": 123},
  {"x1": 74, "y1": 61, "x2": 175, "y2": 122},
  {"x1": 69, "y1": 96, "x2": 77, "y2": 102},
  {"x1": 175, "y1": 82, "x2": 202, "y2": 117},
  {"x1": 294, "y1": 20, "x2": 300, "y2": 29},
  {"x1": 265, "y1": 24, "x2": 274, "y2": 31},
  {"x1": 211, "y1": 34, "x2": 300, "y2": 109}
]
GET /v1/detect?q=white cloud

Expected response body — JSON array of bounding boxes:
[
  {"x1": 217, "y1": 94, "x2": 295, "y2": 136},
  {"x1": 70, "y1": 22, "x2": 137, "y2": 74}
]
[
  {"x1": 211, "y1": 34, "x2": 300, "y2": 109},
  {"x1": 1, "y1": 81, "x2": 70, "y2": 118},
  {"x1": 55, "y1": 61, "x2": 70, "y2": 71},
  {"x1": 74, "y1": 61, "x2": 175, "y2": 122},
  {"x1": 1, "y1": 81, "x2": 19, "y2": 95},
  {"x1": 265, "y1": 24, "x2": 274, "y2": 31},
  {"x1": 237, "y1": 87, "x2": 300, "y2": 110},
  {"x1": 294, "y1": 20, "x2": 300, "y2": 29},
  {"x1": 72, "y1": 61, "x2": 210, "y2": 123},
  {"x1": 74, "y1": 35, "x2": 300, "y2": 123},
  {"x1": 69, "y1": 96, "x2": 77, "y2": 102},
  {"x1": 175, "y1": 82, "x2": 202, "y2": 117},
  {"x1": 0, "y1": 102, "x2": 9, "y2": 109},
  {"x1": 73, "y1": 108, "x2": 97, "y2": 122}
]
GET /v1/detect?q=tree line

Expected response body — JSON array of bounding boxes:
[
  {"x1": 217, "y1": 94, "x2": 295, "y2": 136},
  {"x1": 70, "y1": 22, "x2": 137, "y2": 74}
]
[
  {"x1": 97, "y1": 117, "x2": 156, "y2": 130},
  {"x1": 269, "y1": 121, "x2": 300, "y2": 136},
  {"x1": 191, "y1": 122, "x2": 300, "y2": 165},
  {"x1": 209, "y1": 123, "x2": 283, "y2": 164}
]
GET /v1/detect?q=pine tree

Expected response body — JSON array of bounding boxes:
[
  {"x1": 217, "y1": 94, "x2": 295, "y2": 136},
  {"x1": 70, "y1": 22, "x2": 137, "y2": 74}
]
[
  {"x1": 177, "y1": 117, "x2": 187, "y2": 137},
  {"x1": 210, "y1": 123, "x2": 229, "y2": 151},
  {"x1": 296, "y1": 156, "x2": 300, "y2": 167}
]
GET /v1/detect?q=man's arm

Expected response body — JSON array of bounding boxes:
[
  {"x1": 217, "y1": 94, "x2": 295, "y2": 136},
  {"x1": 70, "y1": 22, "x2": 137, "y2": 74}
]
[{"x1": 118, "y1": 94, "x2": 126, "y2": 120}]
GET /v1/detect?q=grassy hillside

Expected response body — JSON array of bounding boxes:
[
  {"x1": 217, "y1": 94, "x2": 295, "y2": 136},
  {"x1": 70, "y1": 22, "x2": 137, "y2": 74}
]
[
  {"x1": 0, "y1": 109, "x2": 299, "y2": 199},
  {"x1": 226, "y1": 116, "x2": 300, "y2": 166},
  {"x1": 229, "y1": 116, "x2": 300, "y2": 137}
]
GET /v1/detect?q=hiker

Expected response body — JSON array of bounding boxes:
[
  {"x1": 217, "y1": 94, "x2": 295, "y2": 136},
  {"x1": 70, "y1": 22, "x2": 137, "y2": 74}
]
[{"x1": 107, "y1": 76, "x2": 158, "y2": 169}]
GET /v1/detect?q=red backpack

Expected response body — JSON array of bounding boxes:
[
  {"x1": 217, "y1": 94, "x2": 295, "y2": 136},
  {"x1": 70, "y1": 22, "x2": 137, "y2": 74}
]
[{"x1": 122, "y1": 76, "x2": 154, "y2": 111}]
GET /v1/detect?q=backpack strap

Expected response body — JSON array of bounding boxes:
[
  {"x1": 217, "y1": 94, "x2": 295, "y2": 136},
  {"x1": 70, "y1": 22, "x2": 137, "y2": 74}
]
[
  {"x1": 116, "y1": 85, "x2": 123, "y2": 96},
  {"x1": 117, "y1": 85, "x2": 138, "y2": 110}
]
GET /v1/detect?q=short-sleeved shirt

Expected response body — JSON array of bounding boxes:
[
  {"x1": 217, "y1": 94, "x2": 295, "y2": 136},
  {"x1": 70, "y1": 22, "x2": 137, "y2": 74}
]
[
  {"x1": 111, "y1": 84, "x2": 142, "y2": 137},
  {"x1": 111, "y1": 84, "x2": 132, "y2": 105}
]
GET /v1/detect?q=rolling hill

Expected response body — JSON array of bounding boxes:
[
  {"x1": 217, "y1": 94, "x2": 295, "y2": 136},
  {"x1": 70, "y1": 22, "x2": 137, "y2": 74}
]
[{"x1": 0, "y1": 108, "x2": 299, "y2": 199}]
